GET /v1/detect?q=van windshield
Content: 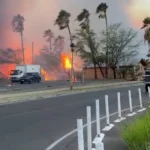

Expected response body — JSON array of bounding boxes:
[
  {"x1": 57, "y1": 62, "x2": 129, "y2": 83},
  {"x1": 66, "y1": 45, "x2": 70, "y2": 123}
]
[{"x1": 10, "y1": 70, "x2": 22, "y2": 75}]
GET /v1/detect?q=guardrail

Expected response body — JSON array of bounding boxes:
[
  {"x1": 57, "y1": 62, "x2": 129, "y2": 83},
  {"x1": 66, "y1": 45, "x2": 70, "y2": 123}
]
[{"x1": 76, "y1": 87, "x2": 147, "y2": 150}]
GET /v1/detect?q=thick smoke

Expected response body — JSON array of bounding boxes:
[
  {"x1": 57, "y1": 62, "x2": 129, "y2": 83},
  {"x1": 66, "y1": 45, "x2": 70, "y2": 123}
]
[
  {"x1": 0, "y1": 0, "x2": 35, "y2": 48},
  {"x1": 125, "y1": 0, "x2": 150, "y2": 28}
]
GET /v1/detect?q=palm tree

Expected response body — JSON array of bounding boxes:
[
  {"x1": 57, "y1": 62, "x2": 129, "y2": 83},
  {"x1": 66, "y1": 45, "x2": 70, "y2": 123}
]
[
  {"x1": 76, "y1": 9, "x2": 98, "y2": 79},
  {"x1": 43, "y1": 29, "x2": 54, "y2": 51},
  {"x1": 141, "y1": 17, "x2": 150, "y2": 58},
  {"x1": 55, "y1": 10, "x2": 75, "y2": 90},
  {"x1": 12, "y1": 14, "x2": 25, "y2": 64},
  {"x1": 96, "y1": 3, "x2": 108, "y2": 78},
  {"x1": 55, "y1": 10, "x2": 72, "y2": 44},
  {"x1": 76, "y1": 9, "x2": 90, "y2": 31}
]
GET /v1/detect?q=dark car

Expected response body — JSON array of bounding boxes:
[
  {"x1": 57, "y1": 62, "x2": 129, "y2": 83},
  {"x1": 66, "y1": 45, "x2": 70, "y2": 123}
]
[
  {"x1": 144, "y1": 70, "x2": 150, "y2": 92},
  {"x1": 20, "y1": 72, "x2": 41, "y2": 84}
]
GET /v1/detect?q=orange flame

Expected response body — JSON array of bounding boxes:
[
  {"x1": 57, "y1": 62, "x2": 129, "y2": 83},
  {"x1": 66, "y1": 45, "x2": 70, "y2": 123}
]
[
  {"x1": 61, "y1": 52, "x2": 72, "y2": 70},
  {"x1": 40, "y1": 68, "x2": 50, "y2": 81}
]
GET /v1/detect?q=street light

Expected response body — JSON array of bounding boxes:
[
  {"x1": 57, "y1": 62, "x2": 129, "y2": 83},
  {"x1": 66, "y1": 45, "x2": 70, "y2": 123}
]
[{"x1": 70, "y1": 43, "x2": 76, "y2": 90}]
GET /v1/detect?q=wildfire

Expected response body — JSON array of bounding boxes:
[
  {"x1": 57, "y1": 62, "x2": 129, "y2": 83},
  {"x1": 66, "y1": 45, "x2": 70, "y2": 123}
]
[
  {"x1": 61, "y1": 52, "x2": 72, "y2": 70},
  {"x1": 40, "y1": 68, "x2": 50, "y2": 81}
]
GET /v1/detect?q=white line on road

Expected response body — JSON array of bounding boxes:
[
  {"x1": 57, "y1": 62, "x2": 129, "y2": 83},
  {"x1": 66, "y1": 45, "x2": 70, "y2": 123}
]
[{"x1": 45, "y1": 104, "x2": 142, "y2": 150}]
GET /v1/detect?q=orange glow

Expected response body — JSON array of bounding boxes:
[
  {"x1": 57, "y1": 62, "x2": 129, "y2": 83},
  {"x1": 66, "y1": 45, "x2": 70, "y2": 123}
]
[
  {"x1": 65, "y1": 58, "x2": 71, "y2": 69},
  {"x1": 125, "y1": 0, "x2": 150, "y2": 28},
  {"x1": 61, "y1": 53, "x2": 72, "y2": 70},
  {"x1": 40, "y1": 68, "x2": 50, "y2": 81}
]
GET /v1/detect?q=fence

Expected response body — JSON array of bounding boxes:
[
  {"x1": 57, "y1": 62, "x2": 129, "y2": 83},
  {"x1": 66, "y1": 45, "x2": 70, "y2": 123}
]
[{"x1": 76, "y1": 88, "x2": 147, "y2": 150}]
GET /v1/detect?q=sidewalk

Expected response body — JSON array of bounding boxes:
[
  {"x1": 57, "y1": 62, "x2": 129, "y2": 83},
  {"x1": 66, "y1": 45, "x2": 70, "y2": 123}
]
[{"x1": 103, "y1": 126, "x2": 127, "y2": 150}]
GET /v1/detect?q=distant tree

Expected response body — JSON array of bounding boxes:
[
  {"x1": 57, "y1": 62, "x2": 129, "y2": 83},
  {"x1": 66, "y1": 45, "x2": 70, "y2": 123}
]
[
  {"x1": 96, "y1": 3, "x2": 109, "y2": 78},
  {"x1": 53, "y1": 35, "x2": 65, "y2": 54},
  {"x1": 76, "y1": 9, "x2": 102, "y2": 79},
  {"x1": 55, "y1": 10, "x2": 73, "y2": 45},
  {"x1": 76, "y1": 9, "x2": 90, "y2": 31},
  {"x1": 0, "y1": 48, "x2": 22, "y2": 64},
  {"x1": 75, "y1": 29, "x2": 104, "y2": 78},
  {"x1": 141, "y1": 17, "x2": 150, "y2": 57},
  {"x1": 101, "y1": 23, "x2": 141, "y2": 79},
  {"x1": 43, "y1": 29, "x2": 54, "y2": 51},
  {"x1": 12, "y1": 14, "x2": 25, "y2": 64}
]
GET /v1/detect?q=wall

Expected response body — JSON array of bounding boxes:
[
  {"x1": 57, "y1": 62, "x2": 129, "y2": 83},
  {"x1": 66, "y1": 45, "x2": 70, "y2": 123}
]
[{"x1": 83, "y1": 67, "x2": 115, "y2": 80}]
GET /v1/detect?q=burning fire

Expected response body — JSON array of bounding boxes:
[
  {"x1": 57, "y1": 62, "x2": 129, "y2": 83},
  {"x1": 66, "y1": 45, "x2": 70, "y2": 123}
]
[
  {"x1": 61, "y1": 52, "x2": 72, "y2": 70},
  {"x1": 65, "y1": 58, "x2": 71, "y2": 69},
  {"x1": 40, "y1": 68, "x2": 50, "y2": 81}
]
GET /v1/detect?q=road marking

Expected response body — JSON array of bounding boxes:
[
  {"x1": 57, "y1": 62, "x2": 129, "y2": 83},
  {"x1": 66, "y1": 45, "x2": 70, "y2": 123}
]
[
  {"x1": 137, "y1": 108, "x2": 146, "y2": 112},
  {"x1": 0, "y1": 89, "x2": 7, "y2": 91},
  {"x1": 102, "y1": 124, "x2": 114, "y2": 131},
  {"x1": 45, "y1": 104, "x2": 141, "y2": 150},
  {"x1": 127, "y1": 112, "x2": 137, "y2": 117},
  {"x1": 114, "y1": 117, "x2": 126, "y2": 123}
]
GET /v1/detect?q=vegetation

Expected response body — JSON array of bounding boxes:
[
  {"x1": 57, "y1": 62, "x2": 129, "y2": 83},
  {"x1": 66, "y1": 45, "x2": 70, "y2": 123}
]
[
  {"x1": 96, "y1": 3, "x2": 108, "y2": 77},
  {"x1": 55, "y1": 10, "x2": 73, "y2": 45},
  {"x1": 12, "y1": 14, "x2": 25, "y2": 64},
  {"x1": 101, "y1": 23, "x2": 141, "y2": 79},
  {"x1": 43, "y1": 29, "x2": 54, "y2": 51},
  {"x1": 7, "y1": 3, "x2": 144, "y2": 80},
  {"x1": 76, "y1": 9, "x2": 100, "y2": 79},
  {"x1": 121, "y1": 112, "x2": 150, "y2": 150}
]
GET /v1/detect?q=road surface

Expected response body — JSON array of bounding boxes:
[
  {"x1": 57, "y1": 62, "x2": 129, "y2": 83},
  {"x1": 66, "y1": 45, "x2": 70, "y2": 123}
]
[
  {"x1": 0, "y1": 84, "x2": 147, "y2": 150},
  {"x1": 0, "y1": 79, "x2": 125, "y2": 93}
]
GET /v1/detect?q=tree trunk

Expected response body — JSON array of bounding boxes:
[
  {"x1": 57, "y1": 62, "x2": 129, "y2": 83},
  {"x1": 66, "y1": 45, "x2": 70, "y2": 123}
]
[
  {"x1": 67, "y1": 25, "x2": 72, "y2": 44},
  {"x1": 20, "y1": 32, "x2": 25, "y2": 64},
  {"x1": 97, "y1": 63, "x2": 104, "y2": 78},
  {"x1": 112, "y1": 67, "x2": 117, "y2": 79},
  {"x1": 67, "y1": 25, "x2": 74, "y2": 90},
  {"x1": 105, "y1": 13, "x2": 108, "y2": 78},
  {"x1": 94, "y1": 63, "x2": 97, "y2": 80},
  {"x1": 50, "y1": 39, "x2": 52, "y2": 51}
]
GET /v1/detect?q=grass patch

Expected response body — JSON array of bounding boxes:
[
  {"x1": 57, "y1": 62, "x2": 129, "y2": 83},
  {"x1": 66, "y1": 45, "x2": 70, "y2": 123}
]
[{"x1": 121, "y1": 111, "x2": 150, "y2": 150}]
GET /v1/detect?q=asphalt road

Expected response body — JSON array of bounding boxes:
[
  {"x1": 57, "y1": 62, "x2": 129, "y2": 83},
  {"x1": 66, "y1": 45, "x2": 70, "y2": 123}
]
[
  {"x1": 0, "y1": 79, "x2": 125, "y2": 92},
  {"x1": 0, "y1": 84, "x2": 147, "y2": 150}
]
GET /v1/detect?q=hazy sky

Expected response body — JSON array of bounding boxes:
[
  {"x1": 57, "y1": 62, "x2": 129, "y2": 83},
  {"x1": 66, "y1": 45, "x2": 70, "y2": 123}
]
[{"x1": 0, "y1": 0, "x2": 149, "y2": 59}]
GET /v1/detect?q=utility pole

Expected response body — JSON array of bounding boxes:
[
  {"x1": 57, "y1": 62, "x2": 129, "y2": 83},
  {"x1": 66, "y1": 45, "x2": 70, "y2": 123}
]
[
  {"x1": 70, "y1": 43, "x2": 75, "y2": 90},
  {"x1": 32, "y1": 42, "x2": 34, "y2": 64}
]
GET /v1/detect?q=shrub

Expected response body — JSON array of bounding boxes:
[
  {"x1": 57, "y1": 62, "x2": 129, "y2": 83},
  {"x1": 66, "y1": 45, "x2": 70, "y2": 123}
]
[{"x1": 121, "y1": 112, "x2": 150, "y2": 150}]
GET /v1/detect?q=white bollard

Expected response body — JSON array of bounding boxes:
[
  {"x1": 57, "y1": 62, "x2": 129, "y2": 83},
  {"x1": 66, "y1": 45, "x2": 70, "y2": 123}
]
[
  {"x1": 138, "y1": 88, "x2": 143, "y2": 109},
  {"x1": 87, "y1": 106, "x2": 92, "y2": 150},
  {"x1": 127, "y1": 90, "x2": 136, "y2": 116},
  {"x1": 93, "y1": 100, "x2": 105, "y2": 145},
  {"x1": 102, "y1": 95, "x2": 114, "y2": 131},
  {"x1": 105, "y1": 95, "x2": 110, "y2": 125},
  {"x1": 137, "y1": 88, "x2": 146, "y2": 112},
  {"x1": 96, "y1": 99, "x2": 100, "y2": 135},
  {"x1": 77, "y1": 119, "x2": 84, "y2": 150},
  {"x1": 148, "y1": 87, "x2": 150, "y2": 99},
  {"x1": 117, "y1": 92, "x2": 121, "y2": 118},
  {"x1": 95, "y1": 142, "x2": 104, "y2": 150},
  {"x1": 128, "y1": 90, "x2": 133, "y2": 113},
  {"x1": 114, "y1": 92, "x2": 126, "y2": 123}
]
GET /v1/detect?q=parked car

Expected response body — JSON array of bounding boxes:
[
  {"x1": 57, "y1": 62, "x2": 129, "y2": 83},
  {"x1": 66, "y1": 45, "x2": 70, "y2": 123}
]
[
  {"x1": 144, "y1": 69, "x2": 150, "y2": 92},
  {"x1": 20, "y1": 72, "x2": 41, "y2": 84},
  {"x1": 10, "y1": 64, "x2": 40, "y2": 83}
]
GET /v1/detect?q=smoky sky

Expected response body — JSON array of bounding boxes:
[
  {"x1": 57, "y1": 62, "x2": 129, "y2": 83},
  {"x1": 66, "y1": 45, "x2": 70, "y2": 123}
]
[
  {"x1": 0, "y1": 0, "x2": 35, "y2": 48},
  {"x1": 0, "y1": 0, "x2": 148, "y2": 58}
]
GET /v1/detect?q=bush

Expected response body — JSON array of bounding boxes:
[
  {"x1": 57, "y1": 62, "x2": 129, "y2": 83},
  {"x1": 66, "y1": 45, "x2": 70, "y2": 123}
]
[{"x1": 121, "y1": 112, "x2": 150, "y2": 150}]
